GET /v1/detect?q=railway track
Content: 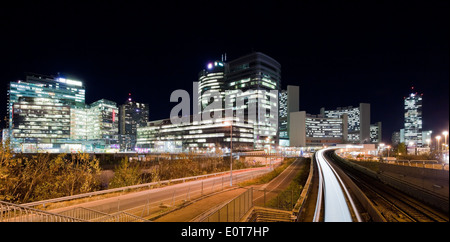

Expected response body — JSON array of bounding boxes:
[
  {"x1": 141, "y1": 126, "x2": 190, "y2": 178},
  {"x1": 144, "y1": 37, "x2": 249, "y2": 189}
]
[{"x1": 327, "y1": 151, "x2": 449, "y2": 222}]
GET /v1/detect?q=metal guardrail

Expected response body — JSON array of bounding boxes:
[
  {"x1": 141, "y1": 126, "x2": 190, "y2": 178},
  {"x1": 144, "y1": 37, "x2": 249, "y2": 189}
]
[
  {"x1": 21, "y1": 169, "x2": 246, "y2": 208},
  {"x1": 1, "y1": 200, "x2": 85, "y2": 222},
  {"x1": 195, "y1": 188, "x2": 253, "y2": 222},
  {"x1": 1, "y1": 200, "x2": 149, "y2": 222},
  {"x1": 292, "y1": 153, "x2": 315, "y2": 221}
]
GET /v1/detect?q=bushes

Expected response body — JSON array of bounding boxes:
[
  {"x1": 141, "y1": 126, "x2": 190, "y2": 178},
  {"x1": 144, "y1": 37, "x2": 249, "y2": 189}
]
[
  {"x1": 108, "y1": 158, "x2": 143, "y2": 189},
  {"x1": 0, "y1": 142, "x2": 101, "y2": 203}
]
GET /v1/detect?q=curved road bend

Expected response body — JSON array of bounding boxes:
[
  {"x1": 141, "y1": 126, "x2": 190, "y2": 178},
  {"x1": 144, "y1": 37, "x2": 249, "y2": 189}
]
[{"x1": 314, "y1": 148, "x2": 362, "y2": 222}]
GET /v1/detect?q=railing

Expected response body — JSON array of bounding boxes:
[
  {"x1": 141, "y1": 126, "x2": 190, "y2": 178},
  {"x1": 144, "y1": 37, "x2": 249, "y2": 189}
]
[
  {"x1": 292, "y1": 153, "x2": 315, "y2": 221},
  {"x1": 195, "y1": 188, "x2": 253, "y2": 222},
  {"x1": 21, "y1": 167, "x2": 258, "y2": 209},
  {"x1": 0, "y1": 200, "x2": 85, "y2": 222}
]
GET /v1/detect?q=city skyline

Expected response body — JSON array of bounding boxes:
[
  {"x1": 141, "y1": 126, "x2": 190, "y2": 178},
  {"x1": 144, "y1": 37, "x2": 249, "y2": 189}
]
[{"x1": 1, "y1": 1, "x2": 448, "y2": 144}]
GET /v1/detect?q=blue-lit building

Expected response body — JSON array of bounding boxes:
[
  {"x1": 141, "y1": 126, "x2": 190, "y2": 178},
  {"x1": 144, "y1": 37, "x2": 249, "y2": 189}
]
[
  {"x1": 6, "y1": 73, "x2": 85, "y2": 152},
  {"x1": 5, "y1": 73, "x2": 121, "y2": 152}
]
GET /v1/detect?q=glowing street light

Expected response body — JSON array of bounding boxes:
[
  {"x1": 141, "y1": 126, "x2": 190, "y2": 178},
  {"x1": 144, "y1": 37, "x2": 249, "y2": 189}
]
[
  {"x1": 443, "y1": 131, "x2": 448, "y2": 150},
  {"x1": 436, "y1": 135, "x2": 441, "y2": 152}
]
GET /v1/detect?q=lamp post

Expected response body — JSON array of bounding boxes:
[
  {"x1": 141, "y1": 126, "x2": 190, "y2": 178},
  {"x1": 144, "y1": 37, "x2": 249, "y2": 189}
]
[
  {"x1": 436, "y1": 135, "x2": 441, "y2": 152},
  {"x1": 443, "y1": 131, "x2": 448, "y2": 150},
  {"x1": 426, "y1": 138, "x2": 431, "y2": 154},
  {"x1": 224, "y1": 121, "x2": 233, "y2": 186},
  {"x1": 266, "y1": 137, "x2": 272, "y2": 170},
  {"x1": 379, "y1": 143, "x2": 385, "y2": 161}
]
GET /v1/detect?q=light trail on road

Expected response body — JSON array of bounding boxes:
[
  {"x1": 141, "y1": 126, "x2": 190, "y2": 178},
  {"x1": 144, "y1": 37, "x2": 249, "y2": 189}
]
[{"x1": 314, "y1": 148, "x2": 362, "y2": 222}]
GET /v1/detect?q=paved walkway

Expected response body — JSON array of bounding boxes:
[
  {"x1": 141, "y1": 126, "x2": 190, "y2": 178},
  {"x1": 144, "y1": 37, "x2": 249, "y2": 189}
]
[{"x1": 152, "y1": 188, "x2": 248, "y2": 222}]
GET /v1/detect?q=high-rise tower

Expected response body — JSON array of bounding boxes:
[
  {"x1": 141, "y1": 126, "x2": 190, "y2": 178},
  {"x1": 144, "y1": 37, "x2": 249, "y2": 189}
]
[{"x1": 404, "y1": 87, "x2": 423, "y2": 148}]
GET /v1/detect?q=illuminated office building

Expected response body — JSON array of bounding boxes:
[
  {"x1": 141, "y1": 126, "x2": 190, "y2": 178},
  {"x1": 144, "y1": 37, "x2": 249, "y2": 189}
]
[
  {"x1": 289, "y1": 111, "x2": 348, "y2": 147},
  {"x1": 321, "y1": 103, "x2": 371, "y2": 143},
  {"x1": 370, "y1": 122, "x2": 382, "y2": 144},
  {"x1": 404, "y1": 90, "x2": 423, "y2": 147},
  {"x1": 225, "y1": 52, "x2": 281, "y2": 149},
  {"x1": 119, "y1": 94, "x2": 149, "y2": 150},
  {"x1": 278, "y1": 85, "x2": 299, "y2": 147},
  {"x1": 198, "y1": 60, "x2": 226, "y2": 113},
  {"x1": 87, "y1": 99, "x2": 119, "y2": 148},
  {"x1": 136, "y1": 116, "x2": 254, "y2": 153},
  {"x1": 6, "y1": 73, "x2": 85, "y2": 151},
  {"x1": 70, "y1": 105, "x2": 89, "y2": 141},
  {"x1": 11, "y1": 97, "x2": 71, "y2": 151}
]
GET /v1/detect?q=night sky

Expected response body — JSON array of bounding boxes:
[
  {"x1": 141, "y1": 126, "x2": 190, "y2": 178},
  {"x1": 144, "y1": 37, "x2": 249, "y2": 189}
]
[{"x1": 1, "y1": 0, "x2": 448, "y2": 143}]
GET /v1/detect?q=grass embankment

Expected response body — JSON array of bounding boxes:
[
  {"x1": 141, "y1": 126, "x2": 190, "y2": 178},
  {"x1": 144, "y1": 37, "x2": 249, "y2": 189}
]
[
  {"x1": 266, "y1": 158, "x2": 311, "y2": 210},
  {"x1": 238, "y1": 157, "x2": 296, "y2": 187}
]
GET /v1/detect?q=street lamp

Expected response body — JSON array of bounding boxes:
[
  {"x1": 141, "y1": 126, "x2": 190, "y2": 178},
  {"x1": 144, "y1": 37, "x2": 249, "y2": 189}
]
[
  {"x1": 224, "y1": 121, "x2": 233, "y2": 186},
  {"x1": 266, "y1": 137, "x2": 272, "y2": 170},
  {"x1": 379, "y1": 143, "x2": 385, "y2": 159},
  {"x1": 443, "y1": 131, "x2": 448, "y2": 150},
  {"x1": 436, "y1": 135, "x2": 441, "y2": 152}
]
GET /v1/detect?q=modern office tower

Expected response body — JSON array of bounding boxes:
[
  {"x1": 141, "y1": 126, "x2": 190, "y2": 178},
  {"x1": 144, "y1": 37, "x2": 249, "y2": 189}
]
[
  {"x1": 289, "y1": 111, "x2": 348, "y2": 147},
  {"x1": 321, "y1": 103, "x2": 371, "y2": 143},
  {"x1": 198, "y1": 60, "x2": 226, "y2": 113},
  {"x1": 278, "y1": 85, "x2": 300, "y2": 146},
  {"x1": 70, "y1": 105, "x2": 89, "y2": 141},
  {"x1": 399, "y1": 128, "x2": 405, "y2": 143},
  {"x1": 404, "y1": 91, "x2": 423, "y2": 148},
  {"x1": 87, "y1": 99, "x2": 119, "y2": 147},
  {"x1": 7, "y1": 73, "x2": 85, "y2": 128},
  {"x1": 225, "y1": 52, "x2": 281, "y2": 149},
  {"x1": 7, "y1": 73, "x2": 85, "y2": 151},
  {"x1": 11, "y1": 97, "x2": 71, "y2": 151},
  {"x1": 370, "y1": 122, "x2": 382, "y2": 144},
  {"x1": 118, "y1": 94, "x2": 149, "y2": 150},
  {"x1": 391, "y1": 131, "x2": 401, "y2": 146},
  {"x1": 135, "y1": 115, "x2": 254, "y2": 153}
]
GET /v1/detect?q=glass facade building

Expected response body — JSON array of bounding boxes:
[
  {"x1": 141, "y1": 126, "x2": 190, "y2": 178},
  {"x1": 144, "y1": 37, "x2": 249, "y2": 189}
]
[
  {"x1": 7, "y1": 73, "x2": 85, "y2": 151},
  {"x1": 198, "y1": 61, "x2": 226, "y2": 113},
  {"x1": 5, "y1": 73, "x2": 123, "y2": 152},
  {"x1": 404, "y1": 92, "x2": 423, "y2": 147},
  {"x1": 136, "y1": 116, "x2": 254, "y2": 153},
  {"x1": 118, "y1": 94, "x2": 149, "y2": 150},
  {"x1": 87, "y1": 99, "x2": 119, "y2": 146},
  {"x1": 12, "y1": 97, "x2": 71, "y2": 146},
  {"x1": 225, "y1": 52, "x2": 281, "y2": 149},
  {"x1": 278, "y1": 85, "x2": 299, "y2": 147}
]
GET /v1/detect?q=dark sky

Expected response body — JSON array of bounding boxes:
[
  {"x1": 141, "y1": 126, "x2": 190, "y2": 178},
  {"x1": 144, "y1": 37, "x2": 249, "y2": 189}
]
[{"x1": 1, "y1": 0, "x2": 448, "y2": 143}]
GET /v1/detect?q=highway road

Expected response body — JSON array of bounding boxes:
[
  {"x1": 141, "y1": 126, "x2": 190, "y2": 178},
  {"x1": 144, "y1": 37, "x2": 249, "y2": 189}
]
[
  {"x1": 49, "y1": 166, "x2": 272, "y2": 220},
  {"x1": 314, "y1": 148, "x2": 362, "y2": 222}
]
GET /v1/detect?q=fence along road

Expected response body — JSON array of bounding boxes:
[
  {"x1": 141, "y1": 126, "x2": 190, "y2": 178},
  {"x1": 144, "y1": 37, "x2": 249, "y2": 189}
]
[
  {"x1": 314, "y1": 148, "x2": 362, "y2": 222},
  {"x1": 44, "y1": 166, "x2": 271, "y2": 220}
]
